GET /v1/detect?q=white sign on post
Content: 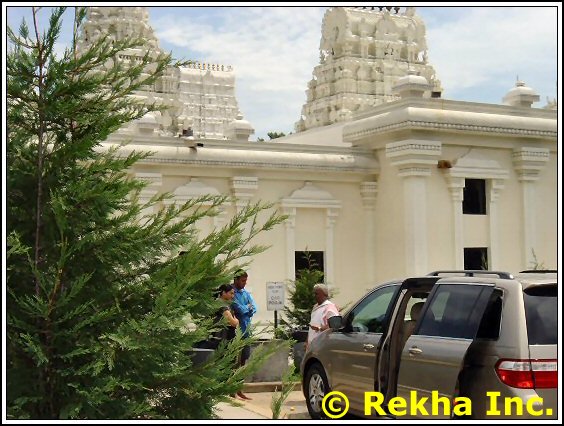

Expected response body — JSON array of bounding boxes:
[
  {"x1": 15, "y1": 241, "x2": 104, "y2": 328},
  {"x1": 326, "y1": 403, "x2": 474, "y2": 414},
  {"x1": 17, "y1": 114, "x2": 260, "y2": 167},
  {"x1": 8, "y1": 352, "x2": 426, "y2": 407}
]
[{"x1": 266, "y1": 282, "x2": 285, "y2": 311}]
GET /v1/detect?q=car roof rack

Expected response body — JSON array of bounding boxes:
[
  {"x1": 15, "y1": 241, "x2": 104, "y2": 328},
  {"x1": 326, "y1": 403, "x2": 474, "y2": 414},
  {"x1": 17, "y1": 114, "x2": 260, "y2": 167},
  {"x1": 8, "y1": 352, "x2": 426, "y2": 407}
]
[
  {"x1": 427, "y1": 270, "x2": 514, "y2": 279},
  {"x1": 518, "y1": 270, "x2": 557, "y2": 274}
]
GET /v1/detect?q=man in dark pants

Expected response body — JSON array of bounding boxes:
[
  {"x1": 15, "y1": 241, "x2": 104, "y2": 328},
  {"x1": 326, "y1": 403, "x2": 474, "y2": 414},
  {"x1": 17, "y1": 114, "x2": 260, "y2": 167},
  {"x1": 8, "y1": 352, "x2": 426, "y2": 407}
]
[{"x1": 231, "y1": 269, "x2": 257, "y2": 400}]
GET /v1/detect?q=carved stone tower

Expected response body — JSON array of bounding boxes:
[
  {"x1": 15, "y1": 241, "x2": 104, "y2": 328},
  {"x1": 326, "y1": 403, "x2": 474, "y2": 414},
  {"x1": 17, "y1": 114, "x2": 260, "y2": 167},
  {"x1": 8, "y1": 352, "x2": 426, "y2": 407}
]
[
  {"x1": 295, "y1": 6, "x2": 443, "y2": 132},
  {"x1": 77, "y1": 7, "x2": 252, "y2": 141},
  {"x1": 77, "y1": 7, "x2": 164, "y2": 58}
]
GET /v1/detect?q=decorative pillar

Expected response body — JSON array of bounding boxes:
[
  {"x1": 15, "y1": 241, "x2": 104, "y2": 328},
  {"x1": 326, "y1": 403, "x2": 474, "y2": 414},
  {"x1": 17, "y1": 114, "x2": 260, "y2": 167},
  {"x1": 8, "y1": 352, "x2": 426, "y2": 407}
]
[
  {"x1": 135, "y1": 172, "x2": 162, "y2": 225},
  {"x1": 488, "y1": 179, "x2": 505, "y2": 269},
  {"x1": 325, "y1": 208, "x2": 340, "y2": 287},
  {"x1": 230, "y1": 176, "x2": 258, "y2": 239},
  {"x1": 360, "y1": 181, "x2": 378, "y2": 285},
  {"x1": 213, "y1": 206, "x2": 228, "y2": 229},
  {"x1": 445, "y1": 176, "x2": 465, "y2": 269},
  {"x1": 513, "y1": 148, "x2": 549, "y2": 268},
  {"x1": 283, "y1": 207, "x2": 297, "y2": 281},
  {"x1": 386, "y1": 140, "x2": 441, "y2": 276}
]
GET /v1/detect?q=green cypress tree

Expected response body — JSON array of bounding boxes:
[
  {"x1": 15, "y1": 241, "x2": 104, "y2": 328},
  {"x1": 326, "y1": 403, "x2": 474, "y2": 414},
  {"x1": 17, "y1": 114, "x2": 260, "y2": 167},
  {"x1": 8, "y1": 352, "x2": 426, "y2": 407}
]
[
  {"x1": 283, "y1": 254, "x2": 324, "y2": 332},
  {"x1": 7, "y1": 7, "x2": 285, "y2": 419}
]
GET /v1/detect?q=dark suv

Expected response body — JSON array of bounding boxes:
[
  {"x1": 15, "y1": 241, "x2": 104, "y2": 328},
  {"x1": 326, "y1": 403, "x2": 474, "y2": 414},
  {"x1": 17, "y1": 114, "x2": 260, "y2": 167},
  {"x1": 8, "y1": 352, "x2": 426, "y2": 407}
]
[{"x1": 301, "y1": 270, "x2": 557, "y2": 419}]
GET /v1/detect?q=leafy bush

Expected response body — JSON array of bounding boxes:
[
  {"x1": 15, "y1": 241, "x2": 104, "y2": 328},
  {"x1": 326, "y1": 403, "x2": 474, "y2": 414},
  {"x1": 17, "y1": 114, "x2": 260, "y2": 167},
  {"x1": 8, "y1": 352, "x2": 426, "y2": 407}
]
[{"x1": 282, "y1": 254, "x2": 324, "y2": 337}]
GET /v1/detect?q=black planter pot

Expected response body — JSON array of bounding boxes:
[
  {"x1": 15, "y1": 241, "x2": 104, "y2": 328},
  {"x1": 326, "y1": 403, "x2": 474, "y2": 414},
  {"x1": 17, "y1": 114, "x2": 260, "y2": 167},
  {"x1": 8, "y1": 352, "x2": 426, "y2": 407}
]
[
  {"x1": 291, "y1": 327, "x2": 309, "y2": 343},
  {"x1": 187, "y1": 348, "x2": 215, "y2": 366},
  {"x1": 292, "y1": 341, "x2": 306, "y2": 370}
]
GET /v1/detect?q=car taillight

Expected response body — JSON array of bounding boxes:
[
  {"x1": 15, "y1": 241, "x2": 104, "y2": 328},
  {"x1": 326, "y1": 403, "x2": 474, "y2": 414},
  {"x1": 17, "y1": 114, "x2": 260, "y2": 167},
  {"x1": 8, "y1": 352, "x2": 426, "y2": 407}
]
[
  {"x1": 531, "y1": 360, "x2": 558, "y2": 388},
  {"x1": 495, "y1": 359, "x2": 557, "y2": 389}
]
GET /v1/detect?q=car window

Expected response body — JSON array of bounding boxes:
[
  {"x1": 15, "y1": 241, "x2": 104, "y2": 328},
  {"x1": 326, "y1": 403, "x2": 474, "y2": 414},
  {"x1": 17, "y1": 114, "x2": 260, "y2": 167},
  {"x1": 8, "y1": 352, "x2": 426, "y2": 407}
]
[
  {"x1": 476, "y1": 290, "x2": 502, "y2": 340},
  {"x1": 524, "y1": 285, "x2": 557, "y2": 345},
  {"x1": 417, "y1": 284, "x2": 492, "y2": 339},
  {"x1": 348, "y1": 285, "x2": 397, "y2": 333},
  {"x1": 404, "y1": 296, "x2": 427, "y2": 320},
  {"x1": 428, "y1": 291, "x2": 447, "y2": 321}
]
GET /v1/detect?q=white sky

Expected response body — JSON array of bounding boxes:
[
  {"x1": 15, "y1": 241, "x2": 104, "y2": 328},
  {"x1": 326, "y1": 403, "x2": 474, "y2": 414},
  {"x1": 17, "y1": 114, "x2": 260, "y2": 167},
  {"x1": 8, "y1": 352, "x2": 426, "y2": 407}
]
[{"x1": 4, "y1": 3, "x2": 561, "y2": 140}]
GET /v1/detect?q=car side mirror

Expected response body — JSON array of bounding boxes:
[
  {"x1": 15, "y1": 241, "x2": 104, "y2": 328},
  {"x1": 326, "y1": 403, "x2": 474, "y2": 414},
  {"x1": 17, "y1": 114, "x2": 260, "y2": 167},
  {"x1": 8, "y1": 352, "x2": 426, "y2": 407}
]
[{"x1": 328, "y1": 315, "x2": 343, "y2": 330}]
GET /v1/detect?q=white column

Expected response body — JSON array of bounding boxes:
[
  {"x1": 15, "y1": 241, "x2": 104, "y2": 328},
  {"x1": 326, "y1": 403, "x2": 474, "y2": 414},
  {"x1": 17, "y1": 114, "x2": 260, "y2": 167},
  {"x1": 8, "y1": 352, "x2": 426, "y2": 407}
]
[
  {"x1": 446, "y1": 177, "x2": 465, "y2": 269},
  {"x1": 360, "y1": 181, "x2": 378, "y2": 285},
  {"x1": 513, "y1": 148, "x2": 549, "y2": 268},
  {"x1": 386, "y1": 140, "x2": 441, "y2": 276},
  {"x1": 523, "y1": 180, "x2": 536, "y2": 267},
  {"x1": 213, "y1": 206, "x2": 227, "y2": 229},
  {"x1": 231, "y1": 176, "x2": 258, "y2": 239},
  {"x1": 325, "y1": 208, "x2": 339, "y2": 287},
  {"x1": 400, "y1": 169, "x2": 430, "y2": 276},
  {"x1": 283, "y1": 207, "x2": 296, "y2": 281},
  {"x1": 488, "y1": 179, "x2": 505, "y2": 270},
  {"x1": 135, "y1": 172, "x2": 162, "y2": 226},
  {"x1": 214, "y1": 206, "x2": 229, "y2": 262}
]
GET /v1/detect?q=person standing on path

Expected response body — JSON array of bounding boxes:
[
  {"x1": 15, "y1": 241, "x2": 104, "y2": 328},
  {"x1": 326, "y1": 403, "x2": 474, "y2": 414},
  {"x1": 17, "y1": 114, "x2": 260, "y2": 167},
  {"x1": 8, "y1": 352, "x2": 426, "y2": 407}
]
[
  {"x1": 210, "y1": 284, "x2": 239, "y2": 348},
  {"x1": 307, "y1": 284, "x2": 339, "y2": 346},
  {"x1": 231, "y1": 269, "x2": 257, "y2": 401}
]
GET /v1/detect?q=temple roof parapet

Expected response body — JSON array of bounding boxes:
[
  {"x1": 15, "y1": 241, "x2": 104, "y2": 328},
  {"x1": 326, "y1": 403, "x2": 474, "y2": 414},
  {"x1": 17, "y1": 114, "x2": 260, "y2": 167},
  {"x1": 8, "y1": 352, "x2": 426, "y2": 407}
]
[
  {"x1": 100, "y1": 137, "x2": 379, "y2": 175},
  {"x1": 343, "y1": 98, "x2": 557, "y2": 145}
]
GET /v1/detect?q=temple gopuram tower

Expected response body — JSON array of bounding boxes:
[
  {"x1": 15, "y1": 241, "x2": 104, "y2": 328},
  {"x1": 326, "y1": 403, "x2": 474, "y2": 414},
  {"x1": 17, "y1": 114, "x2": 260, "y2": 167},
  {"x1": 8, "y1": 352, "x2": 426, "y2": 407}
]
[
  {"x1": 77, "y1": 7, "x2": 252, "y2": 141},
  {"x1": 295, "y1": 6, "x2": 443, "y2": 132}
]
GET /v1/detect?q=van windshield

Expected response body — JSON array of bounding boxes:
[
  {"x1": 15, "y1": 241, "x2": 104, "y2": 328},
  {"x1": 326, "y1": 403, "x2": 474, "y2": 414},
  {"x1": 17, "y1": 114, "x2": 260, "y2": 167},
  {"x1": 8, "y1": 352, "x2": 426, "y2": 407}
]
[{"x1": 523, "y1": 285, "x2": 557, "y2": 345}]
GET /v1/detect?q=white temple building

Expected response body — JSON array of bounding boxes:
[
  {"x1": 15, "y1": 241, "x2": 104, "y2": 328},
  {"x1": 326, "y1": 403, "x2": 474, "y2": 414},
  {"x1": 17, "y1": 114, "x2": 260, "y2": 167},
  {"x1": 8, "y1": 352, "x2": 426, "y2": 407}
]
[{"x1": 86, "y1": 7, "x2": 557, "y2": 325}]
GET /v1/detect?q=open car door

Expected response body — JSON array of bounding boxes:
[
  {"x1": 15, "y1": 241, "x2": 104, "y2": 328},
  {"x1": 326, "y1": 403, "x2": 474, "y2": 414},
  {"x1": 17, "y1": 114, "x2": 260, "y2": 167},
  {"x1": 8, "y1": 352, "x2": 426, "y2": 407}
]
[{"x1": 396, "y1": 282, "x2": 494, "y2": 418}]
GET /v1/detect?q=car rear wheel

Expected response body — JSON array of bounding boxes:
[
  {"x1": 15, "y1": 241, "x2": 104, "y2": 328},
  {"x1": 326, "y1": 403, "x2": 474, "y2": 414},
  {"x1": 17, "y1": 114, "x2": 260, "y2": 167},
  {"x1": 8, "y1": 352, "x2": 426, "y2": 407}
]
[{"x1": 304, "y1": 363, "x2": 330, "y2": 419}]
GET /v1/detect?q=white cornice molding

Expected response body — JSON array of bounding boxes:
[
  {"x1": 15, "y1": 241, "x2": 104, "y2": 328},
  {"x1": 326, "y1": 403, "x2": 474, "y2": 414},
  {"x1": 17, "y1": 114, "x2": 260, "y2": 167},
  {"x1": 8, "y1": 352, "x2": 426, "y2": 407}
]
[
  {"x1": 344, "y1": 102, "x2": 557, "y2": 143},
  {"x1": 280, "y1": 181, "x2": 342, "y2": 211},
  {"x1": 231, "y1": 176, "x2": 258, "y2": 207},
  {"x1": 282, "y1": 206, "x2": 297, "y2": 228},
  {"x1": 445, "y1": 176, "x2": 465, "y2": 202},
  {"x1": 134, "y1": 172, "x2": 162, "y2": 188},
  {"x1": 164, "y1": 178, "x2": 221, "y2": 205},
  {"x1": 447, "y1": 151, "x2": 509, "y2": 180},
  {"x1": 100, "y1": 142, "x2": 379, "y2": 174},
  {"x1": 345, "y1": 120, "x2": 557, "y2": 142},
  {"x1": 353, "y1": 98, "x2": 557, "y2": 121},
  {"x1": 106, "y1": 132, "x2": 373, "y2": 155},
  {"x1": 513, "y1": 147, "x2": 550, "y2": 181},
  {"x1": 360, "y1": 181, "x2": 378, "y2": 208},
  {"x1": 386, "y1": 139, "x2": 442, "y2": 173},
  {"x1": 490, "y1": 179, "x2": 506, "y2": 204}
]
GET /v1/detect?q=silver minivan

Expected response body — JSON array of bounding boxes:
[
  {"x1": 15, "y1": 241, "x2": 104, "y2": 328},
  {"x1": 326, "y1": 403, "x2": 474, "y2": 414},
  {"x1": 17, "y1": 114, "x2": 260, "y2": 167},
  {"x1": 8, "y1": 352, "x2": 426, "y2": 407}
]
[{"x1": 301, "y1": 270, "x2": 557, "y2": 419}]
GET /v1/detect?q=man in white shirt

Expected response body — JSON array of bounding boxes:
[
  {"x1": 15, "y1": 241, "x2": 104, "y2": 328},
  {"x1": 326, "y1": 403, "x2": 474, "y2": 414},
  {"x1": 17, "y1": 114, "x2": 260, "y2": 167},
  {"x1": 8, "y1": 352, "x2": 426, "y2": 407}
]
[{"x1": 307, "y1": 283, "x2": 339, "y2": 345}]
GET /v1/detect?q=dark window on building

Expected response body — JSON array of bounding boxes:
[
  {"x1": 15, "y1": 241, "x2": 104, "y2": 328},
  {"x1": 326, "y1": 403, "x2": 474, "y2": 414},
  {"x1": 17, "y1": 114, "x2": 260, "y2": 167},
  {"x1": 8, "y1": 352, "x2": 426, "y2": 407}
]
[
  {"x1": 464, "y1": 247, "x2": 488, "y2": 270},
  {"x1": 295, "y1": 251, "x2": 324, "y2": 280},
  {"x1": 463, "y1": 178, "x2": 486, "y2": 215}
]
